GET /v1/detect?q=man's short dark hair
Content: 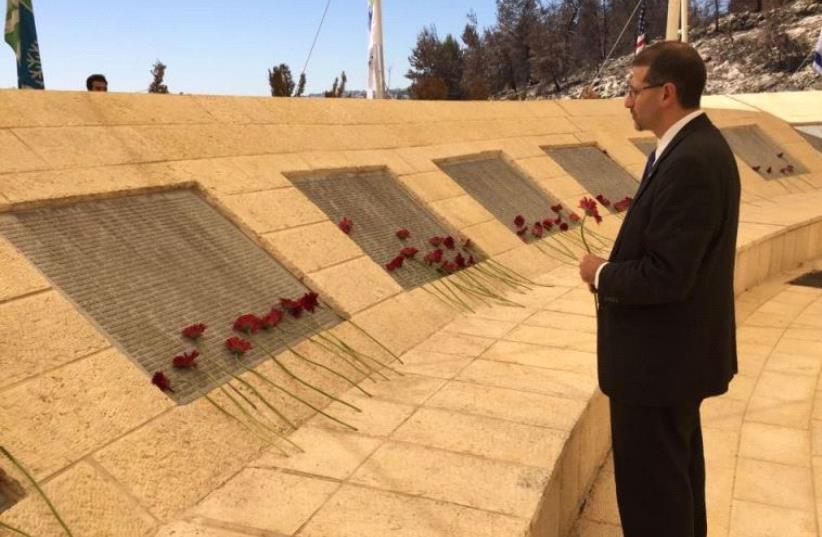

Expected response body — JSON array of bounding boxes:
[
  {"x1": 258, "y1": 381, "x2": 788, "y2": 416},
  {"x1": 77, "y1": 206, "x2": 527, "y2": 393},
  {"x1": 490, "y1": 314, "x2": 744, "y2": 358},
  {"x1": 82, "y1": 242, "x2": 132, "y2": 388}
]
[
  {"x1": 86, "y1": 74, "x2": 108, "y2": 91},
  {"x1": 632, "y1": 42, "x2": 706, "y2": 109}
]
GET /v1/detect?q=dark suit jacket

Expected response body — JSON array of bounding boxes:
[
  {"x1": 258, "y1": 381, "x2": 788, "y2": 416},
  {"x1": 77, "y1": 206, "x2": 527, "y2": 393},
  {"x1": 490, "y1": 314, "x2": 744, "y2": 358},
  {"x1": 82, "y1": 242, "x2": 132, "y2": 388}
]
[{"x1": 597, "y1": 113, "x2": 740, "y2": 406}]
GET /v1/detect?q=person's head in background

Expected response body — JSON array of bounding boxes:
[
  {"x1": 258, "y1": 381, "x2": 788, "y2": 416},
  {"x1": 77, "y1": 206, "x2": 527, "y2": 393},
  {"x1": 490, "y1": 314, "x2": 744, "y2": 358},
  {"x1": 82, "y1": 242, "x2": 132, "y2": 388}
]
[{"x1": 86, "y1": 74, "x2": 108, "y2": 92}]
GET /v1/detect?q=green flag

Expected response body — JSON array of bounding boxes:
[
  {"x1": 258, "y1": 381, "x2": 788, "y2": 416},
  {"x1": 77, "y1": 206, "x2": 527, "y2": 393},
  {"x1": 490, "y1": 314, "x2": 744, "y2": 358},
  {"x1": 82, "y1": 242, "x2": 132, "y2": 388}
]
[{"x1": 5, "y1": 0, "x2": 44, "y2": 89}]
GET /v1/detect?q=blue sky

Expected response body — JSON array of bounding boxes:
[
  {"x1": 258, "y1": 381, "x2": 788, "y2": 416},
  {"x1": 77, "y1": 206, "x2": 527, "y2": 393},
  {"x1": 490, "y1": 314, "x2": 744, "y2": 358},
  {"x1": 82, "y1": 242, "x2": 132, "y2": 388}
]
[{"x1": 1, "y1": 1, "x2": 498, "y2": 95}]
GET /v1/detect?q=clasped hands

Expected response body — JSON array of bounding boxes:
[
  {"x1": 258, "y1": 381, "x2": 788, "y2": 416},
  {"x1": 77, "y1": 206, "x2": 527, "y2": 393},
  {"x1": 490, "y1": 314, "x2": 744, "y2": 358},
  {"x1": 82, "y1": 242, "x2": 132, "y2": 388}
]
[{"x1": 579, "y1": 253, "x2": 607, "y2": 293}]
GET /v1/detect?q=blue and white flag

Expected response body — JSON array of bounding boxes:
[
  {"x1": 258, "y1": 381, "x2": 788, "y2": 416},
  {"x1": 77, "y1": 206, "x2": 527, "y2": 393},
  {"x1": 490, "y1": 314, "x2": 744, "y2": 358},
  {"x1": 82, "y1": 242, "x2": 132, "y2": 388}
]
[
  {"x1": 635, "y1": 0, "x2": 647, "y2": 54},
  {"x1": 813, "y1": 26, "x2": 822, "y2": 76},
  {"x1": 4, "y1": 0, "x2": 43, "y2": 89}
]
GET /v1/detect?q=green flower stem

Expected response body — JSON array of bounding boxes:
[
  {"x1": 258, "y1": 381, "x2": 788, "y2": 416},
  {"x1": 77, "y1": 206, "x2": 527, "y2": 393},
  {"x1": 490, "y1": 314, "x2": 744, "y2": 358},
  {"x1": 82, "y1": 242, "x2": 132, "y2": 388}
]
[
  {"x1": 472, "y1": 263, "x2": 531, "y2": 291},
  {"x1": 345, "y1": 318, "x2": 405, "y2": 366},
  {"x1": 305, "y1": 335, "x2": 378, "y2": 385},
  {"x1": 450, "y1": 277, "x2": 491, "y2": 307},
  {"x1": 422, "y1": 283, "x2": 462, "y2": 311},
  {"x1": 201, "y1": 369, "x2": 295, "y2": 453},
  {"x1": 204, "y1": 395, "x2": 290, "y2": 455},
  {"x1": 268, "y1": 327, "x2": 371, "y2": 396},
  {"x1": 0, "y1": 521, "x2": 35, "y2": 537},
  {"x1": 0, "y1": 446, "x2": 74, "y2": 537},
  {"x1": 480, "y1": 261, "x2": 534, "y2": 288},
  {"x1": 453, "y1": 272, "x2": 524, "y2": 307},
  {"x1": 579, "y1": 216, "x2": 600, "y2": 311},
  {"x1": 315, "y1": 332, "x2": 390, "y2": 381},
  {"x1": 324, "y1": 332, "x2": 404, "y2": 378},
  {"x1": 429, "y1": 278, "x2": 470, "y2": 312},
  {"x1": 541, "y1": 235, "x2": 578, "y2": 261},
  {"x1": 253, "y1": 337, "x2": 363, "y2": 414},
  {"x1": 487, "y1": 258, "x2": 554, "y2": 288}
]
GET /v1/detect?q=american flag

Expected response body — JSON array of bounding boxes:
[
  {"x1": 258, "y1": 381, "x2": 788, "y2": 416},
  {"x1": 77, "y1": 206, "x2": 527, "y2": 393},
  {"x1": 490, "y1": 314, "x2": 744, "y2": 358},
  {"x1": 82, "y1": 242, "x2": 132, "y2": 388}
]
[{"x1": 635, "y1": 0, "x2": 647, "y2": 54}]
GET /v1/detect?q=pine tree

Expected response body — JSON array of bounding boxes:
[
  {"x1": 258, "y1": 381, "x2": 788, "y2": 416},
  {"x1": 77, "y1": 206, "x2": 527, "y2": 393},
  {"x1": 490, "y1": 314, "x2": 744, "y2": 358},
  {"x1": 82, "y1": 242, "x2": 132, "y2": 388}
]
[
  {"x1": 148, "y1": 61, "x2": 169, "y2": 94},
  {"x1": 268, "y1": 64, "x2": 295, "y2": 97}
]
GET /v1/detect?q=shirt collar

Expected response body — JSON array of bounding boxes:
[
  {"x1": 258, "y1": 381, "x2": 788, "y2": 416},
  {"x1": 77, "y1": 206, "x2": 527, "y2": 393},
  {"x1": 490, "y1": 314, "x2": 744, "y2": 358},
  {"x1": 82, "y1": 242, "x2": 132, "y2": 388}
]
[{"x1": 654, "y1": 109, "x2": 704, "y2": 162}]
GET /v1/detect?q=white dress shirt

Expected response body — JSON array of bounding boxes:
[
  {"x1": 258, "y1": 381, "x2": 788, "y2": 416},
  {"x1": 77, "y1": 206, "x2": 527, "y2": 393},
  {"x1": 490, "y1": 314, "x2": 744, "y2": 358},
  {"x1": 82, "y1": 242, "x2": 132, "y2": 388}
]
[{"x1": 593, "y1": 109, "x2": 705, "y2": 290}]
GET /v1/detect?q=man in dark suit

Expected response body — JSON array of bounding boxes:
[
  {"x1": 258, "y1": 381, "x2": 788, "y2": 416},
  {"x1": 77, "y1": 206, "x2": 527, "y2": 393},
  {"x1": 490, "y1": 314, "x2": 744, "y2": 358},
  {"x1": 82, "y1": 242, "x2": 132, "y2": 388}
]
[{"x1": 579, "y1": 41, "x2": 740, "y2": 537}]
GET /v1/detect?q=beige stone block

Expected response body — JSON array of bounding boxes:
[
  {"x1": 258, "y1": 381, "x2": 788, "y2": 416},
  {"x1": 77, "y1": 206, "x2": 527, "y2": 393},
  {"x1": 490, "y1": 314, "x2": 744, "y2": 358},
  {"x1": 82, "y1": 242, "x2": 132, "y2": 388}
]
[
  {"x1": 218, "y1": 187, "x2": 327, "y2": 234},
  {"x1": 396, "y1": 349, "x2": 474, "y2": 379},
  {"x1": 350, "y1": 441, "x2": 550, "y2": 518},
  {"x1": 702, "y1": 397, "x2": 746, "y2": 431},
  {"x1": 745, "y1": 395, "x2": 812, "y2": 429},
  {"x1": 0, "y1": 235, "x2": 49, "y2": 302},
  {"x1": 736, "y1": 325, "x2": 784, "y2": 346},
  {"x1": 131, "y1": 124, "x2": 271, "y2": 160},
  {"x1": 524, "y1": 310, "x2": 597, "y2": 332},
  {"x1": 395, "y1": 143, "x2": 485, "y2": 173},
  {"x1": 188, "y1": 467, "x2": 338, "y2": 533},
  {"x1": 558, "y1": 427, "x2": 582, "y2": 537},
  {"x1": 514, "y1": 155, "x2": 569, "y2": 182},
  {"x1": 733, "y1": 458, "x2": 813, "y2": 510},
  {"x1": 262, "y1": 221, "x2": 364, "y2": 276},
  {"x1": 703, "y1": 428, "x2": 739, "y2": 470},
  {"x1": 573, "y1": 519, "x2": 623, "y2": 537},
  {"x1": 457, "y1": 359, "x2": 596, "y2": 400},
  {"x1": 154, "y1": 522, "x2": 251, "y2": 537},
  {"x1": 0, "y1": 89, "x2": 98, "y2": 127},
  {"x1": 753, "y1": 371, "x2": 816, "y2": 402},
  {"x1": 0, "y1": 291, "x2": 111, "y2": 389},
  {"x1": 444, "y1": 316, "x2": 518, "y2": 339},
  {"x1": 785, "y1": 326, "x2": 822, "y2": 342},
  {"x1": 504, "y1": 324, "x2": 597, "y2": 353},
  {"x1": 764, "y1": 352, "x2": 822, "y2": 378},
  {"x1": 298, "y1": 150, "x2": 355, "y2": 170},
  {"x1": 351, "y1": 287, "x2": 457, "y2": 357},
  {"x1": 426, "y1": 380, "x2": 587, "y2": 432},
  {"x1": 304, "y1": 256, "x2": 402, "y2": 316},
  {"x1": 299, "y1": 485, "x2": 530, "y2": 537},
  {"x1": 252, "y1": 426, "x2": 382, "y2": 481},
  {"x1": 580, "y1": 460, "x2": 621, "y2": 525},
  {"x1": 483, "y1": 340, "x2": 597, "y2": 376},
  {"x1": 393, "y1": 406, "x2": 567, "y2": 468},
  {"x1": 397, "y1": 170, "x2": 465, "y2": 203},
  {"x1": 705, "y1": 463, "x2": 734, "y2": 537},
  {"x1": 343, "y1": 149, "x2": 417, "y2": 175},
  {"x1": 723, "y1": 374, "x2": 756, "y2": 402},
  {"x1": 0, "y1": 461, "x2": 156, "y2": 537},
  {"x1": 94, "y1": 396, "x2": 270, "y2": 520},
  {"x1": 739, "y1": 422, "x2": 810, "y2": 467},
  {"x1": 13, "y1": 126, "x2": 167, "y2": 168},
  {"x1": 472, "y1": 303, "x2": 539, "y2": 323},
  {"x1": 309, "y1": 391, "x2": 417, "y2": 437},
  {"x1": 460, "y1": 220, "x2": 524, "y2": 255},
  {"x1": 729, "y1": 499, "x2": 816, "y2": 537},
  {"x1": 0, "y1": 130, "x2": 49, "y2": 174},
  {"x1": 415, "y1": 331, "x2": 496, "y2": 357},
  {"x1": 348, "y1": 373, "x2": 447, "y2": 406},
  {"x1": 0, "y1": 348, "x2": 173, "y2": 479},
  {"x1": 429, "y1": 194, "x2": 495, "y2": 230}
]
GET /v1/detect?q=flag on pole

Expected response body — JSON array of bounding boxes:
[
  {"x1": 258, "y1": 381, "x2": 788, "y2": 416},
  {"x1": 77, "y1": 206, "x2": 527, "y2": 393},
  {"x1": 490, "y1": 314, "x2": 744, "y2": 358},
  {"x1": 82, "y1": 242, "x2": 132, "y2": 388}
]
[
  {"x1": 635, "y1": 0, "x2": 647, "y2": 54},
  {"x1": 813, "y1": 27, "x2": 822, "y2": 76},
  {"x1": 4, "y1": 0, "x2": 43, "y2": 89},
  {"x1": 367, "y1": 0, "x2": 385, "y2": 99}
]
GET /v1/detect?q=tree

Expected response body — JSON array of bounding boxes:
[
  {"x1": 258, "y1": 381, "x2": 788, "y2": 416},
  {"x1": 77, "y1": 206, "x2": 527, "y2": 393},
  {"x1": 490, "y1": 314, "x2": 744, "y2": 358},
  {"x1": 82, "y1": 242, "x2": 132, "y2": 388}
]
[
  {"x1": 324, "y1": 71, "x2": 348, "y2": 98},
  {"x1": 461, "y1": 12, "x2": 492, "y2": 99},
  {"x1": 295, "y1": 73, "x2": 306, "y2": 97},
  {"x1": 268, "y1": 64, "x2": 295, "y2": 97},
  {"x1": 148, "y1": 60, "x2": 169, "y2": 94},
  {"x1": 407, "y1": 25, "x2": 464, "y2": 99}
]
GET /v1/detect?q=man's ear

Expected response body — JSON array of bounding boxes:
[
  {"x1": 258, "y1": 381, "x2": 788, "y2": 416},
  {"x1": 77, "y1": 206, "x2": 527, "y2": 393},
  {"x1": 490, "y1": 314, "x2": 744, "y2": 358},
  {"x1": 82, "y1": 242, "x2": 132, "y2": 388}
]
[{"x1": 662, "y1": 82, "x2": 678, "y2": 108}]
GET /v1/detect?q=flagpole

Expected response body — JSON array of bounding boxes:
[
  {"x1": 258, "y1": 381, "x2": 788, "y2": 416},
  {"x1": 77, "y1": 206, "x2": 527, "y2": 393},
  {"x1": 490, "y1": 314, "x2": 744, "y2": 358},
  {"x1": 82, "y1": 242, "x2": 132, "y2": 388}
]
[
  {"x1": 681, "y1": 0, "x2": 689, "y2": 43},
  {"x1": 666, "y1": 0, "x2": 681, "y2": 41},
  {"x1": 374, "y1": 0, "x2": 385, "y2": 98}
]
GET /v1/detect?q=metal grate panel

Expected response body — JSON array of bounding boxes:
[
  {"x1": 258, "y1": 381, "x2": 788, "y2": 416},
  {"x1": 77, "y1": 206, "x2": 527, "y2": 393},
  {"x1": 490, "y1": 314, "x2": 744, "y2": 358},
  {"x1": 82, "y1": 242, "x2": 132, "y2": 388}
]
[
  {"x1": 0, "y1": 190, "x2": 340, "y2": 404},
  {"x1": 721, "y1": 125, "x2": 807, "y2": 179},
  {"x1": 795, "y1": 125, "x2": 822, "y2": 153},
  {"x1": 789, "y1": 271, "x2": 822, "y2": 289},
  {"x1": 437, "y1": 155, "x2": 571, "y2": 239},
  {"x1": 291, "y1": 169, "x2": 483, "y2": 290},
  {"x1": 544, "y1": 146, "x2": 639, "y2": 211}
]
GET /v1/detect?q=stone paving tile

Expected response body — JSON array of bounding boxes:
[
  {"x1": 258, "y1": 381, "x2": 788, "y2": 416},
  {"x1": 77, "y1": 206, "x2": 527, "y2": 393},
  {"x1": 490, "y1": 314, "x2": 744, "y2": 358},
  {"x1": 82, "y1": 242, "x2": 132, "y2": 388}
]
[
  {"x1": 457, "y1": 359, "x2": 596, "y2": 400},
  {"x1": 729, "y1": 500, "x2": 816, "y2": 537},
  {"x1": 702, "y1": 396, "x2": 747, "y2": 431},
  {"x1": 443, "y1": 316, "x2": 519, "y2": 339},
  {"x1": 764, "y1": 352, "x2": 822, "y2": 377},
  {"x1": 154, "y1": 522, "x2": 254, "y2": 536},
  {"x1": 349, "y1": 441, "x2": 550, "y2": 518},
  {"x1": 340, "y1": 373, "x2": 447, "y2": 406},
  {"x1": 573, "y1": 519, "x2": 623, "y2": 537},
  {"x1": 481, "y1": 340, "x2": 597, "y2": 375},
  {"x1": 523, "y1": 310, "x2": 597, "y2": 333},
  {"x1": 298, "y1": 485, "x2": 530, "y2": 537},
  {"x1": 414, "y1": 331, "x2": 497, "y2": 357},
  {"x1": 733, "y1": 458, "x2": 814, "y2": 511},
  {"x1": 189, "y1": 468, "x2": 338, "y2": 534},
  {"x1": 307, "y1": 392, "x2": 417, "y2": 437},
  {"x1": 746, "y1": 394, "x2": 813, "y2": 429},
  {"x1": 504, "y1": 324, "x2": 597, "y2": 353},
  {"x1": 753, "y1": 371, "x2": 816, "y2": 403},
  {"x1": 395, "y1": 349, "x2": 474, "y2": 379},
  {"x1": 739, "y1": 422, "x2": 811, "y2": 467}
]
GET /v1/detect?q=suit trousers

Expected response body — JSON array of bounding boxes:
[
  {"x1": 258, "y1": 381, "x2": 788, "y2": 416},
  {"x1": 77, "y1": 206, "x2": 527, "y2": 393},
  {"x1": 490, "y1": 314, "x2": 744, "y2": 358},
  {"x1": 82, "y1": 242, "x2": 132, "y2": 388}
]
[{"x1": 609, "y1": 398, "x2": 706, "y2": 537}]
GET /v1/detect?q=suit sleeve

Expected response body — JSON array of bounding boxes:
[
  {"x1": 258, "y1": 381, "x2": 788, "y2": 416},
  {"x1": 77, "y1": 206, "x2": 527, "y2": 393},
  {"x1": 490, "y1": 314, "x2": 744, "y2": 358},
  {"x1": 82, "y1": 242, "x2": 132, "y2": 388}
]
[{"x1": 598, "y1": 153, "x2": 723, "y2": 306}]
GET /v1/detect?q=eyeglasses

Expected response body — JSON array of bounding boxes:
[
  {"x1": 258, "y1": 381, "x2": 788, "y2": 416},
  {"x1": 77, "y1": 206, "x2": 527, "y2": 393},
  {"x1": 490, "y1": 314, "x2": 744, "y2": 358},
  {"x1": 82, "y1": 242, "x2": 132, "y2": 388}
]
[{"x1": 625, "y1": 82, "x2": 665, "y2": 99}]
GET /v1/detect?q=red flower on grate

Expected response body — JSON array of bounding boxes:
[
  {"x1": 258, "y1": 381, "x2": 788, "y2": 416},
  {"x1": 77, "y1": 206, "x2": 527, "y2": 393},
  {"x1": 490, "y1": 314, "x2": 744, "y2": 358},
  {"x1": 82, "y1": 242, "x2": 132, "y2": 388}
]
[
  {"x1": 172, "y1": 350, "x2": 199, "y2": 369},
  {"x1": 261, "y1": 308, "x2": 284, "y2": 329},
  {"x1": 614, "y1": 196, "x2": 633, "y2": 212},
  {"x1": 225, "y1": 336, "x2": 252, "y2": 356},
  {"x1": 280, "y1": 298, "x2": 303, "y2": 318},
  {"x1": 559, "y1": 222, "x2": 569, "y2": 232},
  {"x1": 542, "y1": 219, "x2": 554, "y2": 230},
  {"x1": 455, "y1": 253, "x2": 466, "y2": 267},
  {"x1": 386, "y1": 255, "x2": 405, "y2": 272},
  {"x1": 569, "y1": 213, "x2": 581, "y2": 223},
  {"x1": 299, "y1": 291, "x2": 319, "y2": 313},
  {"x1": 400, "y1": 246, "x2": 419, "y2": 258},
  {"x1": 468, "y1": 255, "x2": 476, "y2": 266},
  {"x1": 443, "y1": 236, "x2": 456, "y2": 250},
  {"x1": 233, "y1": 314, "x2": 262, "y2": 334},
  {"x1": 181, "y1": 323, "x2": 207, "y2": 341},
  {"x1": 777, "y1": 152, "x2": 784, "y2": 158},
  {"x1": 786, "y1": 164, "x2": 794, "y2": 173},
  {"x1": 396, "y1": 228, "x2": 411, "y2": 240},
  {"x1": 766, "y1": 166, "x2": 772, "y2": 174},
  {"x1": 424, "y1": 249, "x2": 444, "y2": 264},
  {"x1": 338, "y1": 217, "x2": 353, "y2": 234},
  {"x1": 579, "y1": 197, "x2": 602, "y2": 224},
  {"x1": 152, "y1": 371, "x2": 174, "y2": 392},
  {"x1": 752, "y1": 165, "x2": 761, "y2": 172},
  {"x1": 462, "y1": 238, "x2": 474, "y2": 249},
  {"x1": 514, "y1": 215, "x2": 525, "y2": 228},
  {"x1": 429, "y1": 236, "x2": 443, "y2": 247},
  {"x1": 595, "y1": 194, "x2": 611, "y2": 208},
  {"x1": 551, "y1": 203, "x2": 563, "y2": 213},
  {"x1": 532, "y1": 222, "x2": 544, "y2": 238},
  {"x1": 516, "y1": 227, "x2": 527, "y2": 236}
]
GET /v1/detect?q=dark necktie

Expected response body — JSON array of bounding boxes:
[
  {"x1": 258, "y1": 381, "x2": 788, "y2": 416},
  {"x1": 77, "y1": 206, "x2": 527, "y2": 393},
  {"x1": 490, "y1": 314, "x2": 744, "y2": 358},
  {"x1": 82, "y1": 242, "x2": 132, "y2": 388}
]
[{"x1": 641, "y1": 150, "x2": 656, "y2": 183}]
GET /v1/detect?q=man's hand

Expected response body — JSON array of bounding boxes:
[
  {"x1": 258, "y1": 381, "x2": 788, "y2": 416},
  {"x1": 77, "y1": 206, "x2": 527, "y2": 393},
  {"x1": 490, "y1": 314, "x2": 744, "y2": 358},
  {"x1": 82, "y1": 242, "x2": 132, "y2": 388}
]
[{"x1": 579, "y1": 253, "x2": 607, "y2": 286}]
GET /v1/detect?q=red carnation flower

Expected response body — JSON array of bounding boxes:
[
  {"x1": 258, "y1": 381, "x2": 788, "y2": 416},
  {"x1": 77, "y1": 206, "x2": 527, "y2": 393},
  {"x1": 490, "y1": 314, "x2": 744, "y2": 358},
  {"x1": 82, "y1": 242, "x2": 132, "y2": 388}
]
[
  {"x1": 424, "y1": 249, "x2": 444, "y2": 264},
  {"x1": 514, "y1": 215, "x2": 525, "y2": 228},
  {"x1": 766, "y1": 166, "x2": 772, "y2": 174},
  {"x1": 261, "y1": 309, "x2": 284, "y2": 329},
  {"x1": 578, "y1": 197, "x2": 602, "y2": 224},
  {"x1": 554, "y1": 216, "x2": 563, "y2": 225},
  {"x1": 542, "y1": 219, "x2": 554, "y2": 230},
  {"x1": 400, "y1": 246, "x2": 419, "y2": 258},
  {"x1": 233, "y1": 314, "x2": 262, "y2": 334},
  {"x1": 551, "y1": 204, "x2": 563, "y2": 213},
  {"x1": 786, "y1": 164, "x2": 794, "y2": 173},
  {"x1": 468, "y1": 255, "x2": 476, "y2": 265},
  {"x1": 225, "y1": 336, "x2": 252, "y2": 356},
  {"x1": 181, "y1": 323, "x2": 207, "y2": 340},
  {"x1": 443, "y1": 236, "x2": 455, "y2": 250},
  {"x1": 613, "y1": 196, "x2": 633, "y2": 212},
  {"x1": 280, "y1": 298, "x2": 303, "y2": 318},
  {"x1": 396, "y1": 228, "x2": 411, "y2": 240},
  {"x1": 429, "y1": 236, "x2": 443, "y2": 247},
  {"x1": 569, "y1": 213, "x2": 581, "y2": 223},
  {"x1": 455, "y1": 253, "x2": 466, "y2": 267},
  {"x1": 152, "y1": 371, "x2": 174, "y2": 392},
  {"x1": 777, "y1": 152, "x2": 784, "y2": 158},
  {"x1": 386, "y1": 255, "x2": 405, "y2": 272},
  {"x1": 338, "y1": 217, "x2": 353, "y2": 234},
  {"x1": 516, "y1": 227, "x2": 527, "y2": 236},
  {"x1": 559, "y1": 222, "x2": 569, "y2": 231},
  {"x1": 752, "y1": 165, "x2": 761, "y2": 172},
  {"x1": 595, "y1": 194, "x2": 611, "y2": 208},
  {"x1": 532, "y1": 222, "x2": 544, "y2": 238},
  {"x1": 443, "y1": 262, "x2": 459, "y2": 272},
  {"x1": 172, "y1": 350, "x2": 199, "y2": 369},
  {"x1": 299, "y1": 291, "x2": 319, "y2": 313}
]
